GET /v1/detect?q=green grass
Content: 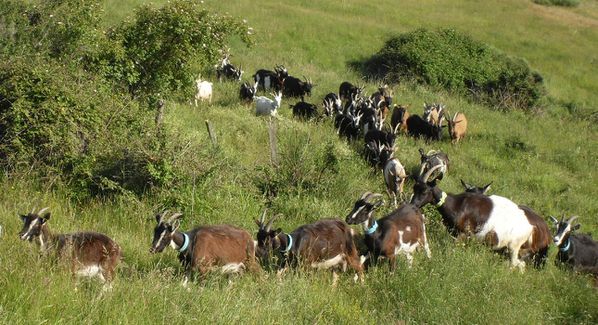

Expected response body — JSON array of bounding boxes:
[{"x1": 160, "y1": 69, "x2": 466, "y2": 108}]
[{"x1": 1, "y1": 0, "x2": 598, "y2": 323}]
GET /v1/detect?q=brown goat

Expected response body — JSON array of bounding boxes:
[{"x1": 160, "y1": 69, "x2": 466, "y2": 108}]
[
  {"x1": 447, "y1": 112, "x2": 468, "y2": 143},
  {"x1": 346, "y1": 192, "x2": 431, "y2": 270},
  {"x1": 150, "y1": 211, "x2": 259, "y2": 287},
  {"x1": 18, "y1": 207, "x2": 122, "y2": 291},
  {"x1": 390, "y1": 104, "x2": 410, "y2": 135}
]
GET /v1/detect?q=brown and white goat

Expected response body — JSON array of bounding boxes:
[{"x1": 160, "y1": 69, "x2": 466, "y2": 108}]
[
  {"x1": 423, "y1": 103, "x2": 445, "y2": 127},
  {"x1": 447, "y1": 112, "x2": 468, "y2": 144},
  {"x1": 418, "y1": 148, "x2": 449, "y2": 181},
  {"x1": 346, "y1": 192, "x2": 431, "y2": 270},
  {"x1": 255, "y1": 211, "x2": 363, "y2": 284},
  {"x1": 461, "y1": 180, "x2": 551, "y2": 267},
  {"x1": 18, "y1": 208, "x2": 122, "y2": 290},
  {"x1": 150, "y1": 211, "x2": 259, "y2": 287},
  {"x1": 390, "y1": 104, "x2": 410, "y2": 135},
  {"x1": 410, "y1": 166, "x2": 536, "y2": 270},
  {"x1": 379, "y1": 145, "x2": 408, "y2": 208}
]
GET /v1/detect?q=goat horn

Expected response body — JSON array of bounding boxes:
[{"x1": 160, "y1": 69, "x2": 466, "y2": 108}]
[
  {"x1": 31, "y1": 207, "x2": 36, "y2": 214},
  {"x1": 568, "y1": 215, "x2": 579, "y2": 225},
  {"x1": 157, "y1": 209, "x2": 170, "y2": 223},
  {"x1": 265, "y1": 214, "x2": 280, "y2": 232},
  {"x1": 259, "y1": 209, "x2": 267, "y2": 226},
  {"x1": 421, "y1": 164, "x2": 443, "y2": 183},
  {"x1": 360, "y1": 192, "x2": 383, "y2": 203},
  {"x1": 168, "y1": 212, "x2": 183, "y2": 223},
  {"x1": 37, "y1": 207, "x2": 50, "y2": 216}
]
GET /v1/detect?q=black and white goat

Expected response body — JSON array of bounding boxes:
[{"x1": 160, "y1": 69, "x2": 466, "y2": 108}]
[
  {"x1": 283, "y1": 75, "x2": 313, "y2": 101},
  {"x1": 215, "y1": 55, "x2": 243, "y2": 82},
  {"x1": 335, "y1": 111, "x2": 363, "y2": 142},
  {"x1": 322, "y1": 93, "x2": 342, "y2": 117},
  {"x1": 18, "y1": 207, "x2": 122, "y2": 291},
  {"x1": 346, "y1": 192, "x2": 431, "y2": 270},
  {"x1": 418, "y1": 148, "x2": 449, "y2": 181},
  {"x1": 255, "y1": 211, "x2": 364, "y2": 284},
  {"x1": 339, "y1": 81, "x2": 363, "y2": 103},
  {"x1": 410, "y1": 166, "x2": 538, "y2": 270},
  {"x1": 239, "y1": 82, "x2": 256, "y2": 104},
  {"x1": 150, "y1": 211, "x2": 259, "y2": 287},
  {"x1": 253, "y1": 65, "x2": 287, "y2": 92},
  {"x1": 550, "y1": 216, "x2": 598, "y2": 274}
]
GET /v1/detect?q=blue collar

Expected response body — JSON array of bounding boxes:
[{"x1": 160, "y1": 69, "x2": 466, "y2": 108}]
[
  {"x1": 179, "y1": 233, "x2": 190, "y2": 253},
  {"x1": 364, "y1": 220, "x2": 378, "y2": 235},
  {"x1": 560, "y1": 238, "x2": 571, "y2": 252},
  {"x1": 281, "y1": 233, "x2": 293, "y2": 253}
]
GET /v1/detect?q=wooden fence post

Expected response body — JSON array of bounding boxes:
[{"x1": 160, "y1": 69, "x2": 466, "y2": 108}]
[
  {"x1": 205, "y1": 120, "x2": 217, "y2": 147},
  {"x1": 268, "y1": 119, "x2": 279, "y2": 168}
]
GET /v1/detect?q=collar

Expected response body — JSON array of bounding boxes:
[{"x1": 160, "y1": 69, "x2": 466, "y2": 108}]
[
  {"x1": 436, "y1": 192, "x2": 448, "y2": 207},
  {"x1": 281, "y1": 233, "x2": 293, "y2": 253},
  {"x1": 560, "y1": 238, "x2": 571, "y2": 252},
  {"x1": 179, "y1": 233, "x2": 190, "y2": 253},
  {"x1": 364, "y1": 220, "x2": 378, "y2": 235}
]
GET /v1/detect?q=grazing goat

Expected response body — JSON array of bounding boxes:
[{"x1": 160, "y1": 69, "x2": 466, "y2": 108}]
[
  {"x1": 550, "y1": 216, "x2": 598, "y2": 275},
  {"x1": 253, "y1": 65, "x2": 286, "y2": 92},
  {"x1": 194, "y1": 76, "x2": 213, "y2": 106},
  {"x1": 216, "y1": 59, "x2": 243, "y2": 82},
  {"x1": 335, "y1": 112, "x2": 362, "y2": 142},
  {"x1": 390, "y1": 105, "x2": 410, "y2": 135},
  {"x1": 365, "y1": 129, "x2": 396, "y2": 151},
  {"x1": 323, "y1": 93, "x2": 342, "y2": 117},
  {"x1": 18, "y1": 207, "x2": 122, "y2": 291},
  {"x1": 423, "y1": 103, "x2": 444, "y2": 126},
  {"x1": 150, "y1": 211, "x2": 259, "y2": 287},
  {"x1": 410, "y1": 166, "x2": 536, "y2": 270},
  {"x1": 418, "y1": 148, "x2": 449, "y2": 181},
  {"x1": 447, "y1": 112, "x2": 468, "y2": 144},
  {"x1": 339, "y1": 81, "x2": 363, "y2": 103},
  {"x1": 461, "y1": 180, "x2": 551, "y2": 267},
  {"x1": 239, "y1": 82, "x2": 256, "y2": 104},
  {"x1": 283, "y1": 76, "x2": 313, "y2": 101},
  {"x1": 290, "y1": 101, "x2": 319, "y2": 120},
  {"x1": 255, "y1": 211, "x2": 363, "y2": 284},
  {"x1": 406, "y1": 114, "x2": 443, "y2": 141},
  {"x1": 346, "y1": 192, "x2": 431, "y2": 269},
  {"x1": 255, "y1": 91, "x2": 283, "y2": 117}
]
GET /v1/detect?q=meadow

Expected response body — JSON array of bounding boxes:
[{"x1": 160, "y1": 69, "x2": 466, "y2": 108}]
[{"x1": 0, "y1": 0, "x2": 597, "y2": 323}]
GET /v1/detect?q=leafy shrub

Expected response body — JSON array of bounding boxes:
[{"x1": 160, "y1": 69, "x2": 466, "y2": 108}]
[
  {"x1": 87, "y1": 0, "x2": 253, "y2": 103},
  {"x1": 533, "y1": 0, "x2": 580, "y2": 7},
  {"x1": 364, "y1": 28, "x2": 546, "y2": 111}
]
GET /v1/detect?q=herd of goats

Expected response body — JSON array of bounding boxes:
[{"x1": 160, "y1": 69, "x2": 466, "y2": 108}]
[{"x1": 9, "y1": 54, "x2": 598, "y2": 292}]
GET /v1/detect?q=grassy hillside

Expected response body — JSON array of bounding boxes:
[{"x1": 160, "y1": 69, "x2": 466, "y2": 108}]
[{"x1": 1, "y1": 0, "x2": 597, "y2": 323}]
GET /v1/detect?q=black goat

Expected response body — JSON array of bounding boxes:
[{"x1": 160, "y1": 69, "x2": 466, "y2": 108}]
[
  {"x1": 283, "y1": 76, "x2": 313, "y2": 101},
  {"x1": 407, "y1": 114, "x2": 444, "y2": 141},
  {"x1": 291, "y1": 101, "x2": 319, "y2": 120},
  {"x1": 551, "y1": 216, "x2": 598, "y2": 274},
  {"x1": 339, "y1": 81, "x2": 363, "y2": 103}
]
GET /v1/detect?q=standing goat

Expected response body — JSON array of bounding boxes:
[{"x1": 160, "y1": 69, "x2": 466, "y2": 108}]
[
  {"x1": 322, "y1": 93, "x2": 342, "y2": 117},
  {"x1": 461, "y1": 179, "x2": 551, "y2": 267},
  {"x1": 346, "y1": 192, "x2": 431, "y2": 270},
  {"x1": 380, "y1": 146, "x2": 408, "y2": 207},
  {"x1": 447, "y1": 112, "x2": 468, "y2": 144},
  {"x1": 418, "y1": 148, "x2": 449, "y2": 181},
  {"x1": 410, "y1": 166, "x2": 536, "y2": 270},
  {"x1": 255, "y1": 211, "x2": 363, "y2": 284},
  {"x1": 406, "y1": 114, "x2": 444, "y2": 141},
  {"x1": 339, "y1": 81, "x2": 363, "y2": 103},
  {"x1": 239, "y1": 82, "x2": 256, "y2": 104},
  {"x1": 390, "y1": 105, "x2": 410, "y2": 135},
  {"x1": 18, "y1": 207, "x2": 122, "y2": 291},
  {"x1": 550, "y1": 216, "x2": 598, "y2": 275},
  {"x1": 195, "y1": 75, "x2": 213, "y2": 106},
  {"x1": 255, "y1": 91, "x2": 283, "y2": 117},
  {"x1": 150, "y1": 211, "x2": 259, "y2": 287},
  {"x1": 283, "y1": 76, "x2": 313, "y2": 101}
]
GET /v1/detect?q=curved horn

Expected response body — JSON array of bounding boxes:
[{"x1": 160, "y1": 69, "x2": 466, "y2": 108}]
[
  {"x1": 37, "y1": 207, "x2": 50, "y2": 216},
  {"x1": 568, "y1": 215, "x2": 579, "y2": 225},
  {"x1": 422, "y1": 164, "x2": 443, "y2": 183},
  {"x1": 265, "y1": 214, "x2": 280, "y2": 232},
  {"x1": 167, "y1": 212, "x2": 183, "y2": 223},
  {"x1": 360, "y1": 192, "x2": 383, "y2": 203},
  {"x1": 157, "y1": 209, "x2": 170, "y2": 223}
]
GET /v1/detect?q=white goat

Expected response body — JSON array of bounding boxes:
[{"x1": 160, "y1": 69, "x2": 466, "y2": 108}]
[
  {"x1": 255, "y1": 92, "x2": 282, "y2": 117},
  {"x1": 195, "y1": 76, "x2": 213, "y2": 106}
]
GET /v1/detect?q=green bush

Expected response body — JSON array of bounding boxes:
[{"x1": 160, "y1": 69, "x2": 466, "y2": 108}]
[
  {"x1": 365, "y1": 28, "x2": 546, "y2": 111},
  {"x1": 533, "y1": 0, "x2": 580, "y2": 7}
]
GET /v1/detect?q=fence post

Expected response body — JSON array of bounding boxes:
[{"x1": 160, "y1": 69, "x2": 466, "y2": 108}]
[
  {"x1": 205, "y1": 120, "x2": 217, "y2": 147},
  {"x1": 268, "y1": 119, "x2": 279, "y2": 168}
]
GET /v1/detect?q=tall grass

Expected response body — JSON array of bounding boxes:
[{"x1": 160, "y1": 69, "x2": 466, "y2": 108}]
[{"x1": 1, "y1": 0, "x2": 597, "y2": 323}]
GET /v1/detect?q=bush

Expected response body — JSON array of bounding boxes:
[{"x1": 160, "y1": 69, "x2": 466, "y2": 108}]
[
  {"x1": 363, "y1": 28, "x2": 546, "y2": 111},
  {"x1": 533, "y1": 0, "x2": 580, "y2": 7}
]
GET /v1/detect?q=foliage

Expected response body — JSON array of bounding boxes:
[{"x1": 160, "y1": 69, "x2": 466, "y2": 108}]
[
  {"x1": 363, "y1": 28, "x2": 546, "y2": 111},
  {"x1": 88, "y1": 0, "x2": 253, "y2": 103},
  {"x1": 533, "y1": 0, "x2": 580, "y2": 7}
]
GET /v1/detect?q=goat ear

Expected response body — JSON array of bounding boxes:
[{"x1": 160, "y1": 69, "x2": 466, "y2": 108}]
[
  {"x1": 482, "y1": 183, "x2": 492, "y2": 194},
  {"x1": 41, "y1": 213, "x2": 51, "y2": 221},
  {"x1": 572, "y1": 224, "x2": 581, "y2": 231},
  {"x1": 274, "y1": 228, "x2": 283, "y2": 235},
  {"x1": 19, "y1": 215, "x2": 26, "y2": 223},
  {"x1": 549, "y1": 216, "x2": 559, "y2": 225}
]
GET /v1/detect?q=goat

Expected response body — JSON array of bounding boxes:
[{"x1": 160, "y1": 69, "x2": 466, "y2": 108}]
[
  {"x1": 253, "y1": 65, "x2": 286, "y2": 92},
  {"x1": 194, "y1": 76, "x2": 213, "y2": 106},
  {"x1": 447, "y1": 112, "x2": 468, "y2": 144},
  {"x1": 150, "y1": 211, "x2": 259, "y2": 287},
  {"x1": 406, "y1": 114, "x2": 443, "y2": 141},
  {"x1": 364, "y1": 129, "x2": 396, "y2": 150},
  {"x1": 216, "y1": 59, "x2": 243, "y2": 82},
  {"x1": 346, "y1": 192, "x2": 431, "y2": 270},
  {"x1": 379, "y1": 146, "x2": 408, "y2": 207},
  {"x1": 410, "y1": 165, "x2": 536, "y2": 270},
  {"x1": 371, "y1": 84, "x2": 392, "y2": 121},
  {"x1": 255, "y1": 91, "x2": 283, "y2": 117},
  {"x1": 461, "y1": 180, "x2": 551, "y2": 267},
  {"x1": 360, "y1": 106, "x2": 383, "y2": 136},
  {"x1": 423, "y1": 103, "x2": 444, "y2": 126},
  {"x1": 255, "y1": 211, "x2": 363, "y2": 284},
  {"x1": 335, "y1": 112, "x2": 362, "y2": 142},
  {"x1": 339, "y1": 81, "x2": 363, "y2": 103},
  {"x1": 239, "y1": 82, "x2": 256, "y2": 104},
  {"x1": 290, "y1": 101, "x2": 319, "y2": 120},
  {"x1": 18, "y1": 207, "x2": 122, "y2": 291},
  {"x1": 390, "y1": 105, "x2": 410, "y2": 135},
  {"x1": 283, "y1": 75, "x2": 313, "y2": 101},
  {"x1": 322, "y1": 93, "x2": 342, "y2": 117},
  {"x1": 550, "y1": 216, "x2": 598, "y2": 275},
  {"x1": 418, "y1": 148, "x2": 449, "y2": 181}
]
